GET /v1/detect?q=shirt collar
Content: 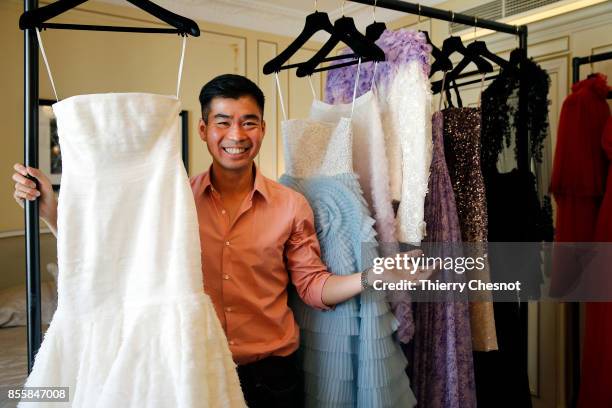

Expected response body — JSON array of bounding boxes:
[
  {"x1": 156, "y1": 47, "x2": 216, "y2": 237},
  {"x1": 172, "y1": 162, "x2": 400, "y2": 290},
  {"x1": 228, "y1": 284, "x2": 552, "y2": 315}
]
[
  {"x1": 201, "y1": 163, "x2": 270, "y2": 203},
  {"x1": 252, "y1": 164, "x2": 271, "y2": 203}
]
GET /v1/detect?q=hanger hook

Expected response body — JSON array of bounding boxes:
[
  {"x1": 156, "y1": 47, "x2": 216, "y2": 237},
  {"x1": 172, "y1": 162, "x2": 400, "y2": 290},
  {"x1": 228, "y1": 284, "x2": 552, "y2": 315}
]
[
  {"x1": 418, "y1": 4, "x2": 422, "y2": 23},
  {"x1": 341, "y1": 0, "x2": 346, "y2": 15},
  {"x1": 314, "y1": 0, "x2": 317, "y2": 11},
  {"x1": 590, "y1": 49, "x2": 595, "y2": 73},
  {"x1": 473, "y1": 17, "x2": 477, "y2": 42},
  {"x1": 515, "y1": 25, "x2": 520, "y2": 47},
  {"x1": 451, "y1": 11, "x2": 455, "y2": 23},
  {"x1": 372, "y1": 0, "x2": 378, "y2": 21}
]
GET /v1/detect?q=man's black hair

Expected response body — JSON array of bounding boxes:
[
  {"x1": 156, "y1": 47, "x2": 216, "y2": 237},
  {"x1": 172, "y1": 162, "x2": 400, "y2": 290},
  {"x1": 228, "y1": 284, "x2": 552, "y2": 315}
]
[{"x1": 199, "y1": 74, "x2": 265, "y2": 123}]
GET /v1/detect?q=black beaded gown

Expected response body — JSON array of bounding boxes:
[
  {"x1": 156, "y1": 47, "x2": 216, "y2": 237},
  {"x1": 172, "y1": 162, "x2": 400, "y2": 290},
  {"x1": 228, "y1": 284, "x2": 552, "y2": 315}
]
[{"x1": 475, "y1": 49, "x2": 554, "y2": 408}]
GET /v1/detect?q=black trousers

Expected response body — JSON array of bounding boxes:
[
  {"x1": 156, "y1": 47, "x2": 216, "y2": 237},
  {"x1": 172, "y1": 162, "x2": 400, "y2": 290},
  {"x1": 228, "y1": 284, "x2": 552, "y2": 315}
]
[{"x1": 237, "y1": 352, "x2": 303, "y2": 408}]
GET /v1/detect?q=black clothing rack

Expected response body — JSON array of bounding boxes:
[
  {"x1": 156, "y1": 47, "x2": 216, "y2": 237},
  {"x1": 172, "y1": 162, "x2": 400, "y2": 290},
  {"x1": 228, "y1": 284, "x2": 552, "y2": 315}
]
[
  {"x1": 20, "y1": 0, "x2": 528, "y2": 380},
  {"x1": 345, "y1": 0, "x2": 528, "y2": 166},
  {"x1": 568, "y1": 49, "x2": 612, "y2": 406},
  {"x1": 572, "y1": 50, "x2": 612, "y2": 84},
  {"x1": 21, "y1": 0, "x2": 198, "y2": 373},
  {"x1": 573, "y1": 50, "x2": 612, "y2": 99}
]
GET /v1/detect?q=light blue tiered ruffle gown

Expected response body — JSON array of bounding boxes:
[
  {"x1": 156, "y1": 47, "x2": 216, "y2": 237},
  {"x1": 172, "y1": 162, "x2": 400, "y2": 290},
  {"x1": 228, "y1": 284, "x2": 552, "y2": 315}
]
[{"x1": 279, "y1": 112, "x2": 416, "y2": 408}]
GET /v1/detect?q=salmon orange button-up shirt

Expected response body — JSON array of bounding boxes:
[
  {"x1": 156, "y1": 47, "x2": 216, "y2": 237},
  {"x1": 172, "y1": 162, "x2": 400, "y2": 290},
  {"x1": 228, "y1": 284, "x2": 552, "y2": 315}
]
[{"x1": 190, "y1": 165, "x2": 332, "y2": 365}]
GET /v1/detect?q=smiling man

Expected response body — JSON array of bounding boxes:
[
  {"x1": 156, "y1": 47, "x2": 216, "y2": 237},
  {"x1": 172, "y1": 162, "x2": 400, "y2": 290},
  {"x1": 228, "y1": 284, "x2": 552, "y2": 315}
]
[
  {"x1": 190, "y1": 74, "x2": 372, "y2": 407},
  {"x1": 191, "y1": 74, "x2": 424, "y2": 407}
]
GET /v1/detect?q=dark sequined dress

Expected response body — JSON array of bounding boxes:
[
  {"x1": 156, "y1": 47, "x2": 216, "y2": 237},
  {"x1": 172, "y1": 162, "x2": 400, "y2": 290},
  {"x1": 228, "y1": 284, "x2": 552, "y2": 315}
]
[{"x1": 442, "y1": 106, "x2": 498, "y2": 352}]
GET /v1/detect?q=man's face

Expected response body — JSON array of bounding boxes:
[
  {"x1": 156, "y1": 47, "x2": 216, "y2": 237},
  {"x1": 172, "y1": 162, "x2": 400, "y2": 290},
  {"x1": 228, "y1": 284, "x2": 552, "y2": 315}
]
[{"x1": 199, "y1": 96, "x2": 265, "y2": 172}]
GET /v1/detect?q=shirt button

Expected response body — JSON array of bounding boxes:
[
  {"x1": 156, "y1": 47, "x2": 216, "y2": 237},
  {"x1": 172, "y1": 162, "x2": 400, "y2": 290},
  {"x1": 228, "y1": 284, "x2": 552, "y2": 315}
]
[
  {"x1": 225, "y1": 241, "x2": 230, "y2": 246},
  {"x1": 228, "y1": 340, "x2": 235, "y2": 346},
  {"x1": 221, "y1": 209, "x2": 226, "y2": 214},
  {"x1": 225, "y1": 306, "x2": 232, "y2": 312},
  {"x1": 223, "y1": 274, "x2": 230, "y2": 280}
]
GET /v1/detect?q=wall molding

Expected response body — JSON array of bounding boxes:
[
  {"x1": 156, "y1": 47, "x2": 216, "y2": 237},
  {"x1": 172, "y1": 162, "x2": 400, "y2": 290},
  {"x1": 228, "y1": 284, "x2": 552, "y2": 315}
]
[
  {"x1": 0, "y1": 229, "x2": 53, "y2": 239},
  {"x1": 256, "y1": 39, "x2": 279, "y2": 178}
]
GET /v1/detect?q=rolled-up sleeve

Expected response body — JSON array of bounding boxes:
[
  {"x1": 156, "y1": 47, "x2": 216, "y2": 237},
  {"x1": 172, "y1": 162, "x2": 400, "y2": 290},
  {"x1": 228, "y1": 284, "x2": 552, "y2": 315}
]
[{"x1": 285, "y1": 194, "x2": 332, "y2": 310}]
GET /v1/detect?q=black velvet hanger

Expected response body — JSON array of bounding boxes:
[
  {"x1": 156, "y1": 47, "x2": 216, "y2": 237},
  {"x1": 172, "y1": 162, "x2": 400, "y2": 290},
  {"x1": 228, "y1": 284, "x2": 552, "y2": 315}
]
[
  {"x1": 295, "y1": 15, "x2": 385, "y2": 77},
  {"x1": 431, "y1": 37, "x2": 494, "y2": 94},
  {"x1": 19, "y1": 0, "x2": 200, "y2": 36},
  {"x1": 509, "y1": 48, "x2": 525, "y2": 69},
  {"x1": 314, "y1": 10, "x2": 388, "y2": 72},
  {"x1": 365, "y1": 20, "x2": 386, "y2": 41},
  {"x1": 365, "y1": 0, "x2": 386, "y2": 41},
  {"x1": 469, "y1": 40, "x2": 509, "y2": 69},
  {"x1": 263, "y1": 11, "x2": 336, "y2": 74},
  {"x1": 426, "y1": 30, "x2": 453, "y2": 76},
  {"x1": 443, "y1": 36, "x2": 493, "y2": 71}
]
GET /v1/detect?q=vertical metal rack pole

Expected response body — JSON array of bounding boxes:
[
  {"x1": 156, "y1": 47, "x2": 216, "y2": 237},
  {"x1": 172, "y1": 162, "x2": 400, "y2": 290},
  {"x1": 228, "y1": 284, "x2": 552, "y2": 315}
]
[
  {"x1": 517, "y1": 25, "x2": 529, "y2": 173},
  {"x1": 24, "y1": 0, "x2": 42, "y2": 373},
  {"x1": 515, "y1": 27, "x2": 530, "y2": 402},
  {"x1": 573, "y1": 57, "x2": 581, "y2": 84}
]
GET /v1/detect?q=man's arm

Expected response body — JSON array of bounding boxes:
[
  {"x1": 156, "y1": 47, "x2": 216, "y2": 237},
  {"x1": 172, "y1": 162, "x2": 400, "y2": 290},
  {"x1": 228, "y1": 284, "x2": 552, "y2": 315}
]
[
  {"x1": 284, "y1": 197, "x2": 333, "y2": 310},
  {"x1": 320, "y1": 273, "x2": 362, "y2": 306},
  {"x1": 321, "y1": 251, "x2": 431, "y2": 306},
  {"x1": 287, "y1": 195, "x2": 431, "y2": 308}
]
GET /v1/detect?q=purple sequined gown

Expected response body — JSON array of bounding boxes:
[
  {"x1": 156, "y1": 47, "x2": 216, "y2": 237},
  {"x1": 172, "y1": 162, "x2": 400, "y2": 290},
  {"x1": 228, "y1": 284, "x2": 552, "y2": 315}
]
[{"x1": 407, "y1": 111, "x2": 477, "y2": 408}]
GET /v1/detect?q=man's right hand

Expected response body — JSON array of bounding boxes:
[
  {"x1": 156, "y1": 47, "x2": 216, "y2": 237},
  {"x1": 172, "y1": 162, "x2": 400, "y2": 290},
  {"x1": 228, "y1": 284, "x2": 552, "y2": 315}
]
[{"x1": 12, "y1": 163, "x2": 58, "y2": 236}]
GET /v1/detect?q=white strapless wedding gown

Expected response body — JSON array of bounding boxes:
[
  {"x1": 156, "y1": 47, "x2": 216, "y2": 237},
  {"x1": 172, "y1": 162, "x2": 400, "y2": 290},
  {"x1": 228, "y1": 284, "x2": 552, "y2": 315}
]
[{"x1": 19, "y1": 93, "x2": 245, "y2": 408}]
